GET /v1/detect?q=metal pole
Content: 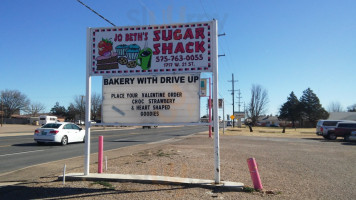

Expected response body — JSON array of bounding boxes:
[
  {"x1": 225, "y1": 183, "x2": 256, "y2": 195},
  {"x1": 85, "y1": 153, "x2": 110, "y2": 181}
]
[
  {"x1": 212, "y1": 19, "x2": 220, "y2": 184},
  {"x1": 208, "y1": 77, "x2": 212, "y2": 138},
  {"x1": 1, "y1": 93, "x2": 3, "y2": 127},
  {"x1": 105, "y1": 156, "x2": 108, "y2": 171},
  {"x1": 232, "y1": 74, "x2": 234, "y2": 127},
  {"x1": 63, "y1": 164, "x2": 66, "y2": 185},
  {"x1": 98, "y1": 136, "x2": 103, "y2": 173},
  {"x1": 84, "y1": 28, "x2": 92, "y2": 175},
  {"x1": 80, "y1": 95, "x2": 84, "y2": 123},
  {"x1": 223, "y1": 98, "x2": 225, "y2": 135}
]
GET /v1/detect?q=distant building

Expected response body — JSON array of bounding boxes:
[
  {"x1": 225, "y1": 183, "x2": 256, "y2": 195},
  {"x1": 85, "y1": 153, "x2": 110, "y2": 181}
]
[
  {"x1": 328, "y1": 112, "x2": 356, "y2": 121},
  {"x1": 257, "y1": 115, "x2": 281, "y2": 127}
]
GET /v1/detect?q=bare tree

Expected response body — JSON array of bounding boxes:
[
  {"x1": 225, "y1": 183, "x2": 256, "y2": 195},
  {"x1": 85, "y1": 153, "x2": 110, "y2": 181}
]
[
  {"x1": 1, "y1": 89, "x2": 30, "y2": 118},
  {"x1": 72, "y1": 94, "x2": 101, "y2": 121},
  {"x1": 91, "y1": 93, "x2": 102, "y2": 121},
  {"x1": 327, "y1": 101, "x2": 343, "y2": 112},
  {"x1": 73, "y1": 95, "x2": 85, "y2": 121},
  {"x1": 24, "y1": 102, "x2": 46, "y2": 116},
  {"x1": 247, "y1": 84, "x2": 269, "y2": 125}
]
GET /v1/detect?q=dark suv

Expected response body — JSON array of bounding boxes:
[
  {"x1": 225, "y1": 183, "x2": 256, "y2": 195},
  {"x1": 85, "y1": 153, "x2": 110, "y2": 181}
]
[{"x1": 334, "y1": 122, "x2": 356, "y2": 141}]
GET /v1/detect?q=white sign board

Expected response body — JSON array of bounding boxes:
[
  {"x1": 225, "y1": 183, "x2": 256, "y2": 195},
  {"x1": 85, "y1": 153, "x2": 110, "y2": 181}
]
[
  {"x1": 234, "y1": 112, "x2": 245, "y2": 118},
  {"x1": 88, "y1": 21, "x2": 214, "y2": 76},
  {"x1": 102, "y1": 74, "x2": 200, "y2": 123}
]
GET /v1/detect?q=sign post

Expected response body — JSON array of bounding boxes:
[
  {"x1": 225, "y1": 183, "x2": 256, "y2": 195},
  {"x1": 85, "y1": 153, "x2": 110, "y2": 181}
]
[
  {"x1": 209, "y1": 77, "x2": 212, "y2": 138},
  {"x1": 85, "y1": 28, "x2": 92, "y2": 175},
  {"x1": 222, "y1": 98, "x2": 225, "y2": 134},
  {"x1": 212, "y1": 20, "x2": 220, "y2": 183}
]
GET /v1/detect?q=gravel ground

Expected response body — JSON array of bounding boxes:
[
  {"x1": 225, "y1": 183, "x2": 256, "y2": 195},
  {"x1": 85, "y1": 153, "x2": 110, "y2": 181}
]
[{"x1": 1, "y1": 127, "x2": 355, "y2": 199}]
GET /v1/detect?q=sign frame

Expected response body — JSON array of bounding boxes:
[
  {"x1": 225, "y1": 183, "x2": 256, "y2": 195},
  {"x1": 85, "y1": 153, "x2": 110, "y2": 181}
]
[
  {"x1": 84, "y1": 20, "x2": 219, "y2": 183},
  {"x1": 88, "y1": 21, "x2": 214, "y2": 76},
  {"x1": 101, "y1": 74, "x2": 201, "y2": 124}
]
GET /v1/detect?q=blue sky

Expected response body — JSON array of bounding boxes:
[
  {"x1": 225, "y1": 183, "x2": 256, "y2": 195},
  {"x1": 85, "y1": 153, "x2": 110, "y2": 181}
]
[{"x1": 1, "y1": 0, "x2": 355, "y2": 118}]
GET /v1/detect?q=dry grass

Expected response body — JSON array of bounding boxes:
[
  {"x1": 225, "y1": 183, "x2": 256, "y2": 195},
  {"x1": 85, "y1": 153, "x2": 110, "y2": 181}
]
[{"x1": 221, "y1": 126, "x2": 316, "y2": 138}]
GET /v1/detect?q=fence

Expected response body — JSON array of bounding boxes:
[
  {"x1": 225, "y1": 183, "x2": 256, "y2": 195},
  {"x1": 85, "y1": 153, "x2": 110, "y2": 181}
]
[{"x1": 2, "y1": 118, "x2": 29, "y2": 124}]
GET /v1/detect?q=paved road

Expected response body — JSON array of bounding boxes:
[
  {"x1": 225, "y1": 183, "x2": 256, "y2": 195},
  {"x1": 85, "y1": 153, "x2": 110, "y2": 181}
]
[{"x1": 0, "y1": 126, "x2": 206, "y2": 174}]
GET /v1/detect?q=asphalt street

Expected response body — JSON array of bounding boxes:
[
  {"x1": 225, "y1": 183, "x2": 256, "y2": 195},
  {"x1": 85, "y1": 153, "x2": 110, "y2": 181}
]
[{"x1": 0, "y1": 126, "x2": 206, "y2": 174}]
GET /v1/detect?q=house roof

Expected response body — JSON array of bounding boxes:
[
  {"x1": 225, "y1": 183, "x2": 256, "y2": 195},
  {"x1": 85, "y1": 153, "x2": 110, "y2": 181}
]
[
  {"x1": 328, "y1": 112, "x2": 356, "y2": 121},
  {"x1": 257, "y1": 115, "x2": 280, "y2": 122}
]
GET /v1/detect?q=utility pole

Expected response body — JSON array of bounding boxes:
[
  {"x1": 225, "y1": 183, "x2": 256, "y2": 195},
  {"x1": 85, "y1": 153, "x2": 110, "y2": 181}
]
[
  {"x1": 228, "y1": 73, "x2": 238, "y2": 126},
  {"x1": 235, "y1": 90, "x2": 243, "y2": 127},
  {"x1": 236, "y1": 89, "x2": 242, "y2": 112}
]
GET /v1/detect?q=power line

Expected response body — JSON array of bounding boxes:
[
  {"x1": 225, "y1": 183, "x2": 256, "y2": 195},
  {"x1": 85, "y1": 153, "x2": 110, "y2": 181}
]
[
  {"x1": 76, "y1": 0, "x2": 116, "y2": 26},
  {"x1": 199, "y1": 0, "x2": 212, "y2": 20}
]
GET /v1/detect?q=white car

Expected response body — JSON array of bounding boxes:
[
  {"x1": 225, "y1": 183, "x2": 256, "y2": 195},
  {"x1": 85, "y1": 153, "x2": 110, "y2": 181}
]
[{"x1": 34, "y1": 122, "x2": 85, "y2": 145}]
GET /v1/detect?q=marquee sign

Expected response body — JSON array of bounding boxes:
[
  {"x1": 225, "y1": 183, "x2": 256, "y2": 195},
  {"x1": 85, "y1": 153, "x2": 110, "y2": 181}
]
[
  {"x1": 102, "y1": 74, "x2": 200, "y2": 123},
  {"x1": 88, "y1": 21, "x2": 215, "y2": 76},
  {"x1": 84, "y1": 20, "x2": 220, "y2": 181}
]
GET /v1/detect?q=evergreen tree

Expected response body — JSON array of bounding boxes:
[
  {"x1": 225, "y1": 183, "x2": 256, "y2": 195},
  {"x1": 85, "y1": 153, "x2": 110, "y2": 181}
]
[
  {"x1": 299, "y1": 88, "x2": 329, "y2": 126},
  {"x1": 50, "y1": 102, "x2": 67, "y2": 116},
  {"x1": 278, "y1": 92, "x2": 301, "y2": 127},
  {"x1": 347, "y1": 104, "x2": 356, "y2": 112},
  {"x1": 66, "y1": 103, "x2": 78, "y2": 121}
]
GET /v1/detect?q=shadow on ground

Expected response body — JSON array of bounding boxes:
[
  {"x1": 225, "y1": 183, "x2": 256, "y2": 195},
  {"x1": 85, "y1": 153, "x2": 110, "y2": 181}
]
[
  {"x1": 11, "y1": 143, "x2": 39, "y2": 147},
  {"x1": 302, "y1": 138, "x2": 356, "y2": 145},
  {"x1": 302, "y1": 138, "x2": 343, "y2": 142},
  {"x1": 0, "y1": 181, "x2": 240, "y2": 199},
  {"x1": 341, "y1": 142, "x2": 356, "y2": 146}
]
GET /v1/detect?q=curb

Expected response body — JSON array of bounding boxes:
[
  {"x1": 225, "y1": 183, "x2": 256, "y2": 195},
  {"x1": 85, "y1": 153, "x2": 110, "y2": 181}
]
[{"x1": 60, "y1": 173, "x2": 244, "y2": 191}]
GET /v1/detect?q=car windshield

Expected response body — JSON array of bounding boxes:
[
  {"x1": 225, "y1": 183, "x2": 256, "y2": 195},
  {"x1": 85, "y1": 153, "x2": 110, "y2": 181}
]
[{"x1": 41, "y1": 123, "x2": 62, "y2": 129}]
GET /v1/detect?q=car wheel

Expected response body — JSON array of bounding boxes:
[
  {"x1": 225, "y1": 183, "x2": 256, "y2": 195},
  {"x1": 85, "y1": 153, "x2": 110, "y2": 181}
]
[
  {"x1": 344, "y1": 135, "x2": 350, "y2": 142},
  {"x1": 61, "y1": 136, "x2": 68, "y2": 145},
  {"x1": 322, "y1": 136, "x2": 328, "y2": 139},
  {"x1": 82, "y1": 136, "x2": 85, "y2": 143},
  {"x1": 327, "y1": 133, "x2": 337, "y2": 140}
]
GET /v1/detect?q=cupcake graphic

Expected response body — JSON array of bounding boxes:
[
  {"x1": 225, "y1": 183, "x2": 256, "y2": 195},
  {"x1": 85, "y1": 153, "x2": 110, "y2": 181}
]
[
  {"x1": 115, "y1": 44, "x2": 128, "y2": 56},
  {"x1": 125, "y1": 44, "x2": 141, "y2": 68}
]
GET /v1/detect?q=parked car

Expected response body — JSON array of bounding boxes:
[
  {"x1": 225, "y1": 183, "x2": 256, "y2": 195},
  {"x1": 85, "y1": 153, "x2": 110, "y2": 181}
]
[
  {"x1": 315, "y1": 120, "x2": 345, "y2": 140},
  {"x1": 34, "y1": 122, "x2": 85, "y2": 145},
  {"x1": 346, "y1": 131, "x2": 356, "y2": 142},
  {"x1": 39, "y1": 115, "x2": 57, "y2": 126},
  {"x1": 226, "y1": 121, "x2": 232, "y2": 126},
  {"x1": 268, "y1": 124, "x2": 279, "y2": 127},
  {"x1": 334, "y1": 121, "x2": 356, "y2": 141},
  {"x1": 76, "y1": 120, "x2": 85, "y2": 125}
]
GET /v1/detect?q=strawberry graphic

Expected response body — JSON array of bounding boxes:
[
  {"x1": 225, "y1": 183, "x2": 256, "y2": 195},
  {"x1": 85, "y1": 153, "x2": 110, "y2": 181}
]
[{"x1": 98, "y1": 38, "x2": 113, "y2": 56}]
